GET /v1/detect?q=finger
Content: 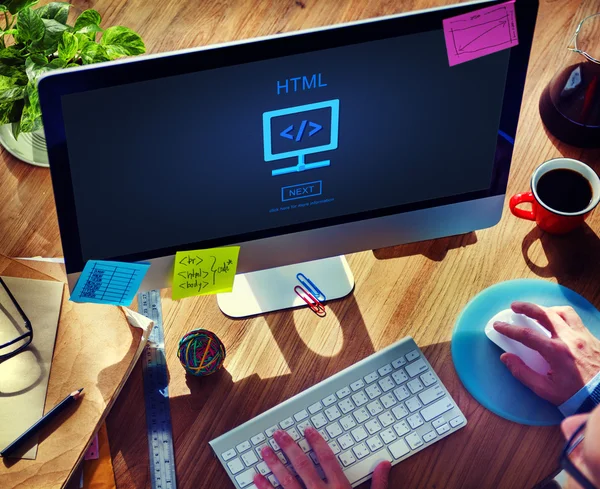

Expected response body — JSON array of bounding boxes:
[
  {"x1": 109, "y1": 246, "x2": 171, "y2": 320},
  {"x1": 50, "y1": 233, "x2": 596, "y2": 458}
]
[
  {"x1": 493, "y1": 322, "x2": 554, "y2": 357},
  {"x1": 273, "y1": 430, "x2": 322, "y2": 488},
  {"x1": 500, "y1": 353, "x2": 554, "y2": 402},
  {"x1": 371, "y1": 460, "x2": 392, "y2": 489},
  {"x1": 511, "y1": 301, "x2": 564, "y2": 336},
  {"x1": 254, "y1": 473, "x2": 274, "y2": 489},
  {"x1": 549, "y1": 306, "x2": 586, "y2": 331},
  {"x1": 561, "y1": 413, "x2": 589, "y2": 440},
  {"x1": 304, "y1": 427, "x2": 347, "y2": 485},
  {"x1": 261, "y1": 445, "x2": 302, "y2": 489}
]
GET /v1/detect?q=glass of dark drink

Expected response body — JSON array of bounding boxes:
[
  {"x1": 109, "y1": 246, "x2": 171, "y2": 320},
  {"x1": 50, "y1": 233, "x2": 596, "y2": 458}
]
[{"x1": 539, "y1": 13, "x2": 600, "y2": 148}]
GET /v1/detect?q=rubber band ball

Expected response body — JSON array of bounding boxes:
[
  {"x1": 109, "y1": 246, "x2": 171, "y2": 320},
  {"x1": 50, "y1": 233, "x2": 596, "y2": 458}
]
[{"x1": 177, "y1": 329, "x2": 226, "y2": 376}]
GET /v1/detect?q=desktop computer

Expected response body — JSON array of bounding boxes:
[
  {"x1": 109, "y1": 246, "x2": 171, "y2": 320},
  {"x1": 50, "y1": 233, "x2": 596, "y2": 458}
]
[{"x1": 38, "y1": 0, "x2": 539, "y2": 485}]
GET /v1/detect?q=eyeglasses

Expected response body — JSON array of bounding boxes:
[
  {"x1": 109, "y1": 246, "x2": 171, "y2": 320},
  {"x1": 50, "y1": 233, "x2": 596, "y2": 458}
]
[
  {"x1": 0, "y1": 277, "x2": 33, "y2": 362},
  {"x1": 561, "y1": 421, "x2": 597, "y2": 489}
]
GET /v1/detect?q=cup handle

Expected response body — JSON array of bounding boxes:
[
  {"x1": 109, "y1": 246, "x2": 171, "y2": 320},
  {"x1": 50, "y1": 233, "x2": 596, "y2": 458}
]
[{"x1": 509, "y1": 192, "x2": 536, "y2": 221}]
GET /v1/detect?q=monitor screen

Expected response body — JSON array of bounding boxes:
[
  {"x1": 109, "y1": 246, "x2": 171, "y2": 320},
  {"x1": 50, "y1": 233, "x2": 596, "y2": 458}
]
[{"x1": 60, "y1": 29, "x2": 509, "y2": 263}]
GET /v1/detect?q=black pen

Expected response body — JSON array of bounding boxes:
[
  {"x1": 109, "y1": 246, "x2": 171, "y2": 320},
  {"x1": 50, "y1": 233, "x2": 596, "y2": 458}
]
[{"x1": 1, "y1": 388, "x2": 84, "y2": 458}]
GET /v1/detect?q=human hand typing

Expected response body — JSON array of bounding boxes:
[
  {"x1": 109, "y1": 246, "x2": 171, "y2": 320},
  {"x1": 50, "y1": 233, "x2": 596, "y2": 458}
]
[
  {"x1": 253, "y1": 427, "x2": 391, "y2": 489},
  {"x1": 494, "y1": 301, "x2": 600, "y2": 405}
]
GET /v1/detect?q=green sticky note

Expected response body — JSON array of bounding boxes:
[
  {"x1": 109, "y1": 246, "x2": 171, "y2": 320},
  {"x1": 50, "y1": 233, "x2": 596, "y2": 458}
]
[{"x1": 172, "y1": 247, "x2": 240, "y2": 300}]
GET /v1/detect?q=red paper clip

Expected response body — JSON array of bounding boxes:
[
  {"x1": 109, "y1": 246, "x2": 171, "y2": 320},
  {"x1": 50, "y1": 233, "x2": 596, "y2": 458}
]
[{"x1": 294, "y1": 285, "x2": 326, "y2": 317}]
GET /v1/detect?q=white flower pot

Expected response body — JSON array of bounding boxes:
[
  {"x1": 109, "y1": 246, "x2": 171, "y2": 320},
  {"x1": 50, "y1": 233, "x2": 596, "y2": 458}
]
[{"x1": 0, "y1": 124, "x2": 49, "y2": 167}]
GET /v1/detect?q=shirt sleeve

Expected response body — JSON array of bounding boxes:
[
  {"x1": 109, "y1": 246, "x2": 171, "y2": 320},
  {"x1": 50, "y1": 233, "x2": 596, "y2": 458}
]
[{"x1": 559, "y1": 371, "x2": 600, "y2": 417}]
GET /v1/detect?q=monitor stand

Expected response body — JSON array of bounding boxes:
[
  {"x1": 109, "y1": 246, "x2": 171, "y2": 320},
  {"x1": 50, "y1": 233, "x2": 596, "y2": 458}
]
[{"x1": 217, "y1": 256, "x2": 354, "y2": 318}]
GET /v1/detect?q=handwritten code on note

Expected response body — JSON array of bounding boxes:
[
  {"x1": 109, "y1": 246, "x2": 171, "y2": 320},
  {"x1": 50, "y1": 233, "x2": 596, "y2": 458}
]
[
  {"x1": 172, "y1": 247, "x2": 240, "y2": 300},
  {"x1": 443, "y1": 0, "x2": 518, "y2": 67},
  {"x1": 70, "y1": 260, "x2": 150, "y2": 306}
]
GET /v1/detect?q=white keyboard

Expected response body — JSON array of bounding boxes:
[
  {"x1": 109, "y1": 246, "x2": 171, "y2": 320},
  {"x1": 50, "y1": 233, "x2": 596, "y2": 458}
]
[{"x1": 210, "y1": 337, "x2": 466, "y2": 488}]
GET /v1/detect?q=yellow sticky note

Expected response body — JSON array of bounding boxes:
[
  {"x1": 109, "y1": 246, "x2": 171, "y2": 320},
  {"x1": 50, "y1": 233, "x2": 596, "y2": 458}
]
[{"x1": 172, "y1": 247, "x2": 240, "y2": 300}]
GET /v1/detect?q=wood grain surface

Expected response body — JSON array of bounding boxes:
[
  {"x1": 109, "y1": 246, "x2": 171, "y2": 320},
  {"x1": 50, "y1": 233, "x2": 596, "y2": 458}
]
[{"x1": 0, "y1": 0, "x2": 599, "y2": 488}]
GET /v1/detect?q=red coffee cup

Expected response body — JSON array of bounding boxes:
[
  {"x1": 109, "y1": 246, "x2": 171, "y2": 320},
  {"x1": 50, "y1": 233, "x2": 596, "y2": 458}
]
[{"x1": 509, "y1": 158, "x2": 600, "y2": 234}]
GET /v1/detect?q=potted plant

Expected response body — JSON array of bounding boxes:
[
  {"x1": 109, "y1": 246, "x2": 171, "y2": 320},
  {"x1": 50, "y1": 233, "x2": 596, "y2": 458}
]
[{"x1": 0, "y1": 1, "x2": 145, "y2": 166}]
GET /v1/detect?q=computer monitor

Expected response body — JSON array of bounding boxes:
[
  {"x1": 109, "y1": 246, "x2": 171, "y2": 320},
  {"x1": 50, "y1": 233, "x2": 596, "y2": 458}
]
[{"x1": 39, "y1": 0, "x2": 539, "y2": 316}]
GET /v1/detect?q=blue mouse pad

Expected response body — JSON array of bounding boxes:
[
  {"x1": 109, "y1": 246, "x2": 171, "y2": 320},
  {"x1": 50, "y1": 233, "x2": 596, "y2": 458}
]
[{"x1": 451, "y1": 279, "x2": 600, "y2": 426}]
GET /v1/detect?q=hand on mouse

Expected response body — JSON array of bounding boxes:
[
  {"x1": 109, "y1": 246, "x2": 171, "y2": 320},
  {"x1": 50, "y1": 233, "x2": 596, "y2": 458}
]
[
  {"x1": 253, "y1": 427, "x2": 391, "y2": 489},
  {"x1": 493, "y1": 301, "x2": 600, "y2": 405}
]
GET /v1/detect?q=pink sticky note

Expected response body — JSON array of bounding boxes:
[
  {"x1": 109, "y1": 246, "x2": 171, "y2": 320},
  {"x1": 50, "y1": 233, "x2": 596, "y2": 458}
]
[
  {"x1": 443, "y1": 0, "x2": 519, "y2": 66},
  {"x1": 84, "y1": 434, "x2": 99, "y2": 460}
]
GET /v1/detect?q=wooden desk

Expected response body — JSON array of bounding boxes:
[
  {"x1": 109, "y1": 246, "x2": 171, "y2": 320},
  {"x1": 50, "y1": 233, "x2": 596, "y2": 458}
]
[{"x1": 1, "y1": 0, "x2": 599, "y2": 488}]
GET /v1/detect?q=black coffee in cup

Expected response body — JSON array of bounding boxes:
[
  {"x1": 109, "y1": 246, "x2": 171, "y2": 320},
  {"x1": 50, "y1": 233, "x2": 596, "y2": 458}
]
[{"x1": 536, "y1": 168, "x2": 593, "y2": 213}]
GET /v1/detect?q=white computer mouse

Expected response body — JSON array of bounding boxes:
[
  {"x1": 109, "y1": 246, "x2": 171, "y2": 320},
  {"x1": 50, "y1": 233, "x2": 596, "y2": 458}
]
[{"x1": 485, "y1": 309, "x2": 552, "y2": 375}]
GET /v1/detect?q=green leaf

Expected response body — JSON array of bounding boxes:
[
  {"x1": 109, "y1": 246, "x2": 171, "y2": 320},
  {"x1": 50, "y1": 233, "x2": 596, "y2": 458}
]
[
  {"x1": 75, "y1": 23, "x2": 102, "y2": 40},
  {"x1": 100, "y1": 26, "x2": 145, "y2": 59},
  {"x1": 58, "y1": 30, "x2": 77, "y2": 62},
  {"x1": 0, "y1": 47, "x2": 25, "y2": 65},
  {"x1": 16, "y1": 7, "x2": 45, "y2": 43},
  {"x1": 73, "y1": 9, "x2": 101, "y2": 31},
  {"x1": 4, "y1": 0, "x2": 39, "y2": 15},
  {"x1": 25, "y1": 54, "x2": 50, "y2": 82},
  {"x1": 80, "y1": 42, "x2": 109, "y2": 64},
  {"x1": 36, "y1": 2, "x2": 70, "y2": 24},
  {"x1": 37, "y1": 18, "x2": 69, "y2": 53},
  {"x1": 74, "y1": 32, "x2": 91, "y2": 50},
  {"x1": 0, "y1": 62, "x2": 27, "y2": 83},
  {"x1": 0, "y1": 74, "x2": 25, "y2": 102},
  {"x1": 0, "y1": 100, "x2": 23, "y2": 124}
]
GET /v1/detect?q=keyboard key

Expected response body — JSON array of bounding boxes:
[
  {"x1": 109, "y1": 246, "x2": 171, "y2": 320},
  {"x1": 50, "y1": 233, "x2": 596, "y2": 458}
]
[
  {"x1": 405, "y1": 432, "x2": 424, "y2": 450},
  {"x1": 432, "y1": 417, "x2": 446, "y2": 429},
  {"x1": 353, "y1": 442, "x2": 370, "y2": 459},
  {"x1": 450, "y1": 416, "x2": 465, "y2": 428},
  {"x1": 318, "y1": 429, "x2": 329, "y2": 441},
  {"x1": 406, "y1": 350, "x2": 419, "y2": 362},
  {"x1": 392, "y1": 369, "x2": 408, "y2": 385},
  {"x1": 392, "y1": 357, "x2": 407, "y2": 369},
  {"x1": 366, "y1": 400, "x2": 384, "y2": 416},
  {"x1": 311, "y1": 413, "x2": 328, "y2": 429},
  {"x1": 380, "y1": 393, "x2": 397, "y2": 409},
  {"x1": 338, "y1": 433, "x2": 355, "y2": 450},
  {"x1": 366, "y1": 435, "x2": 384, "y2": 451},
  {"x1": 407, "y1": 378, "x2": 424, "y2": 394},
  {"x1": 234, "y1": 468, "x2": 256, "y2": 488},
  {"x1": 326, "y1": 421, "x2": 343, "y2": 438},
  {"x1": 378, "y1": 411, "x2": 395, "y2": 427},
  {"x1": 350, "y1": 379, "x2": 365, "y2": 391},
  {"x1": 241, "y1": 450, "x2": 258, "y2": 466},
  {"x1": 280, "y1": 418, "x2": 294, "y2": 430},
  {"x1": 353, "y1": 407, "x2": 370, "y2": 424},
  {"x1": 393, "y1": 386, "x2": 410, "y2": 401},
  {"x1": 236, "y1": 441, "x2": 251, "y2": 453},
  {"x1": 338, "y1": 398, "x2": 355, "y2": 414},
  {"x1": 322, "y1": 394, "x2": 337, "y2": 407},
  {"x1": 378, "y1": 364, "x2": 393, "y2": 376},
  {"x1": 269, "y1": 438, "x2": 280, "y2": 451},
  {"x1": 405, "y1": 358, "x2": 427, "y2": 377},
  {"x1": 419, "y1": 384, "x2": 445, "y2": 405},
  {"x1": 268, "y1": 474, "x2": 280, "y2": 487},
  {"x1": 286, "y1": 427, "x2": 300, "y2": 441},
  {"x1": 393, "y1": 420, "x2": 410, "y2": 437},
  {"x1": 364, "y1": 371, "x2": 379, "y2": 384},
  {"x1": 405, "y1": 397, "x2": 422, "y2": 412},
  {"x1": 251, "y1": 432, "x2": 266, "y2": 445},
  {"x1": 379, "y1": 428, "x2": 397, "y2": 444},
  {"x1": 308, "y1": 402, "x2": 323, "y2": 414},
  {"x1": 352, "y1": 391, "x2": 369, "y2": 407},
  {"x1": 407, "y1": 413, "x2": 424, "y2": 429},
  {"x1": 294, "y1": 410, "x2": 309, "y2": 422},
  {"x1": 339, "y1": 450, "x2": 357, "y2": 467},
  {"x1": 265, "y1": 425, "x2": 278, "y2": 438},
  {"x1": 344, "y1": 450, "x2": 394, "y2": 484},
  {"x1": 366, "y1": 384, "x2": 382, "y2": 399},
  {"x1": 340, "y1": 415, "x2": 357, "y2": 431},
  {"x1": 351, "y1": 426, "x2": 368, "y2": 442},
  {"x1": 310, "y1": 452, "x2": 319, "y2": 465},
  {"x1": 423, "y1": 430, "x2": 437, "y2": 442},
  {"x1": 436, "y1": 423, "x2": 451, "y2": 435},
  {"x1": 227, "y1": 457, "x2": 245, "y2": 474},
  {"x1": 298, "y1": 439, "x2": 311, "y2": 453},
  {"x1": 378, "y1": 376, "x2": 395, "y2": 392},
  {"x1": 222, "y1": 448, "x2": 236, "y2": 461},
  {"x1": 325, "y1": 406, "x2": 342, "y2": 421},
  {"x1": 365, "y1": 419, "x2": 382, "y2": 434},
  {"x1": 328, "y1": 440, "x2": 341, "y2": 454},
  {"x1": 421, "y1": 397, "x2": 454, "y2": 421},
  {"x1": 297, "y1": 420, "x2": 312, "y2": 435},
  {"x1": 420, "y1": 371, "x2": 436, "y2": 386},
  {"x1": 392, "y1": 404, "x2": 408, "y2": 419},
  {"x1": 276, "y1": 452, "x2": 287, "y2": 464},
  {"x1": 256, "y1": 461, "x2": 272, "y2": 475},
  {"x1": 388, "y1": 439, "x2": 410, "y2": 459},
  {"x1": 255, "y1": 443, "x2": 268, "y2": 460},
  {"x1": 336, "y1": 386, "x2": 352, "y2": 399}
]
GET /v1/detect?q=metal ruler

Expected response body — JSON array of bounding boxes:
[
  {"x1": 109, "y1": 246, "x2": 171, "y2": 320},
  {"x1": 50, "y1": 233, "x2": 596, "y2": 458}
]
[{"x1": 138, "y1": 290, "x2": 177, "y2": 489}]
